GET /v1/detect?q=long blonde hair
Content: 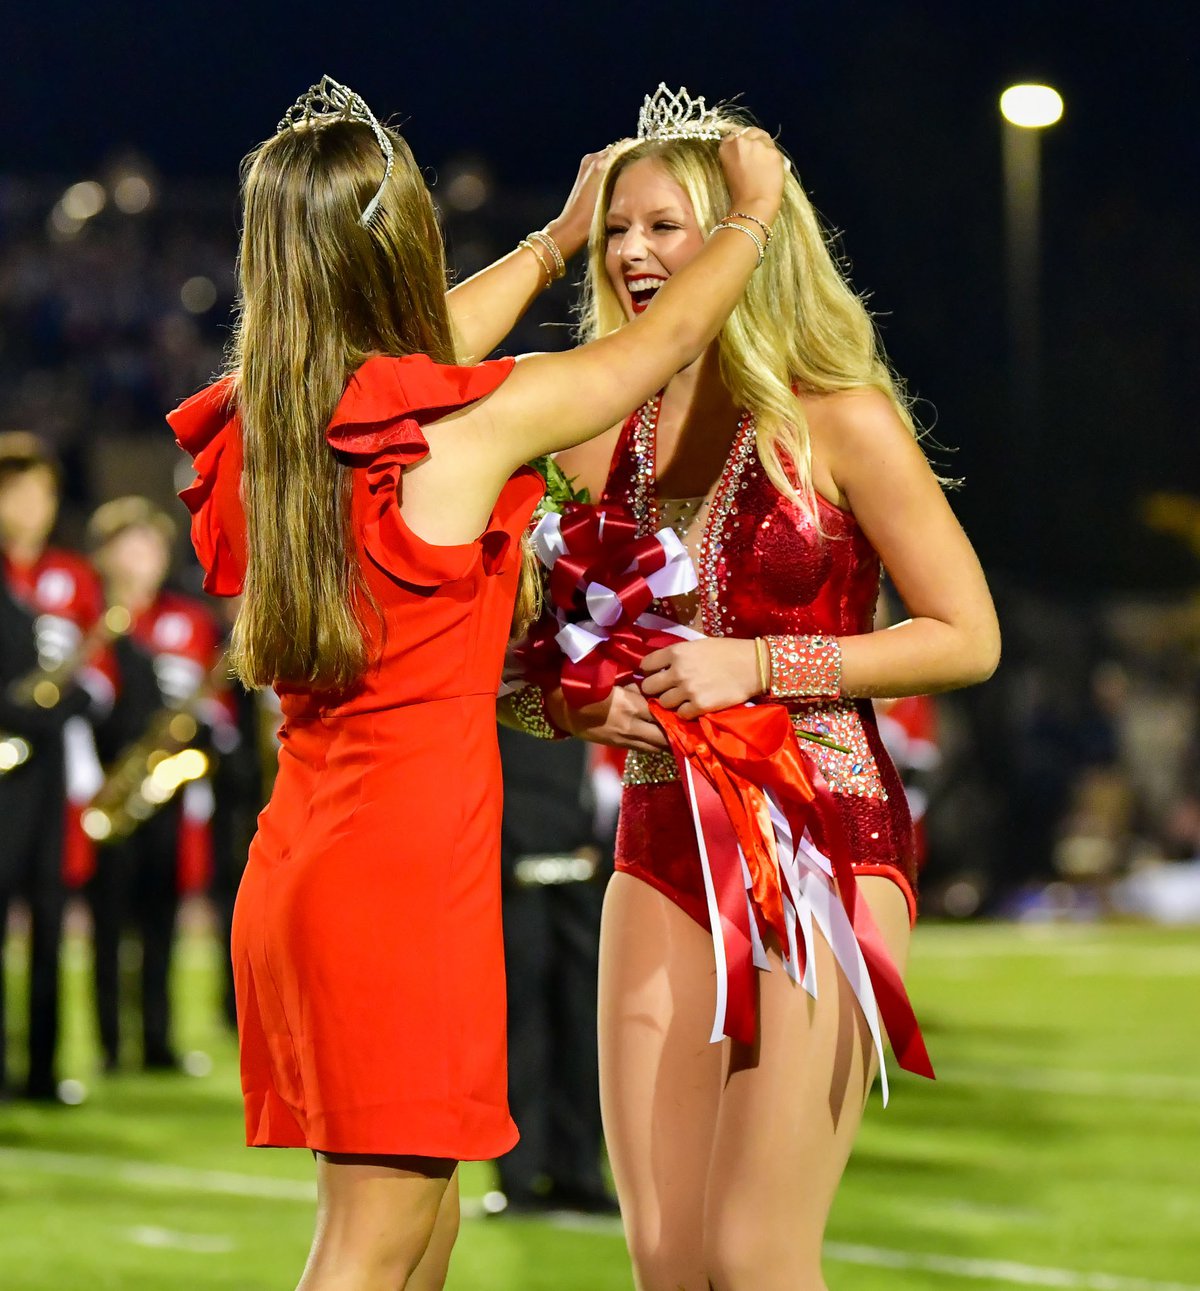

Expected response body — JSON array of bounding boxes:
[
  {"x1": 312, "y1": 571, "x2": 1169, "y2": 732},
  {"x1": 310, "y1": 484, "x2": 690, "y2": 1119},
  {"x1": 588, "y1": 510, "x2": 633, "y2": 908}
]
[
  {"x1": 228, "y1": 118, "x2": 456, "y2": 690},
  {"x1": 579, "y1": 109, "x2": 921, "y2": 520}
]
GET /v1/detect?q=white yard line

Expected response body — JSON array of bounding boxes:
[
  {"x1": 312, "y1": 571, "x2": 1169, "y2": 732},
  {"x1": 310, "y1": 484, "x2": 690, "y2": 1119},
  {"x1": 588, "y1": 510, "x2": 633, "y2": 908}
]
[
  {"x1": 126, "y1": 1225, "x2": 236, "y2": 1254},
  {"x1": 937, "y1": 1064, "x2": 1200, "y2": 1104},
  {"x1": 0, "y1": 1147, "x2": 316, "y2": 1202},
  {"x1": 825, "y1": 1241, "x2": 1200, "y2": 1291},
  {"x1": 5, "y1": 1148, "x2": 1196, "y2": 1289}
]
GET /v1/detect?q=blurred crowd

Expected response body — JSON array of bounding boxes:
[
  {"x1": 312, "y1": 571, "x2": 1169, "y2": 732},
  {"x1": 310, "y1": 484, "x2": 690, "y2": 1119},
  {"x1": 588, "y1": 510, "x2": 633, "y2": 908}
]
[{"x1": 1, "y1": 163, "x2": 1197, "y2": 1115}]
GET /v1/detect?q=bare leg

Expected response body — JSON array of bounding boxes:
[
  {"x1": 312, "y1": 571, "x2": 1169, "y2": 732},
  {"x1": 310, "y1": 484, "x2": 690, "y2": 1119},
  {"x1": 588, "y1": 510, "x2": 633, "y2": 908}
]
[
  {"x1": 407, "y1": 1170, "x2": 460, "y2": 1291},
  {"x1": 297, "y1": 1153, "x2": 456, "y2": 1291},
  {"x1": 703, "y1": 877, "x2": 913, "y2": 1291},
  {"x1": 598, "y1": 872, "x2": 725, "y2": 1291}
]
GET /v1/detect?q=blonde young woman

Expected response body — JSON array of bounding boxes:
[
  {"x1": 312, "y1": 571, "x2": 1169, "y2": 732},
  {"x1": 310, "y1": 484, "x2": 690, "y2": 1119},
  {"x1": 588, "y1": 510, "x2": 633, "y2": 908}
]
[
  {"x1": 502, "y1": 89, "x2": 1001, "y2": 1289},
  {"x1": 168, "y1": 77, "x2": 783, "y2": 1291}
]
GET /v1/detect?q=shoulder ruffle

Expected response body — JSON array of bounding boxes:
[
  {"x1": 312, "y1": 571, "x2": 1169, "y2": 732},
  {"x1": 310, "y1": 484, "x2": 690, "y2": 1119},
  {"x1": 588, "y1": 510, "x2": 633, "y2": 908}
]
[
  {"x1": 326, "y1": 353, "x2": 516, "y2": 459},
  {"x1": 166, "y1": 376, "x2": 247, "y2": 597},
  {"x1": 334, "y1": 354, "x2": 539, "y2": 588}
]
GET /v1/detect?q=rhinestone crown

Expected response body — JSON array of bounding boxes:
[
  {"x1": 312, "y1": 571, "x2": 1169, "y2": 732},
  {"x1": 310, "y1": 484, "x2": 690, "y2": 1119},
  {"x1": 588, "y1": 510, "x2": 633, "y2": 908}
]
[
  {"x1": 637, "y1": 83, "x2": 724, "y2": 143},
  {"x1": 277, "y1": 74, "x2": 395, "y2": 227}
]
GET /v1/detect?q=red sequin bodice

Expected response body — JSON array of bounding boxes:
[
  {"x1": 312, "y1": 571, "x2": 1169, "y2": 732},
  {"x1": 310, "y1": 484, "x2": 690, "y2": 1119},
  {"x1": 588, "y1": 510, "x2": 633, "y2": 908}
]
[{"x1": 604, "y1": 402, "x2": 917, "y2": 921}]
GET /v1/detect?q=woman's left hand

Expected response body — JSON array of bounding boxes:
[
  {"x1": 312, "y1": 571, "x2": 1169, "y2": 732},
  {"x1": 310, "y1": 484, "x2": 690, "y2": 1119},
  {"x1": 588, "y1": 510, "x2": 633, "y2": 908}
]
[
  {"x1": 546, "y1": 146, "x2": 619, "y2": 259},
  {"x1": 639, "y1": 637, "x2": 762, "y2": 720}
]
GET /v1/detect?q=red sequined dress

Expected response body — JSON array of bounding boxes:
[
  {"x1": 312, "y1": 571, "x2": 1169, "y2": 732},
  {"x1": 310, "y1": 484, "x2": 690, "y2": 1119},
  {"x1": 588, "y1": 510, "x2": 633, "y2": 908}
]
[{"x1": 605, "y1": 400, "x2": 918, "y2": 927}]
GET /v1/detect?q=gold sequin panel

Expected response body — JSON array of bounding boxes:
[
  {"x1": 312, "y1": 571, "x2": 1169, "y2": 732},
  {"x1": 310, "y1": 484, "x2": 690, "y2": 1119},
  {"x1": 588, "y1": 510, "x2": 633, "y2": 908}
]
[{"x1": 623, "y1": 701, "x2": 888, "y2": 801}]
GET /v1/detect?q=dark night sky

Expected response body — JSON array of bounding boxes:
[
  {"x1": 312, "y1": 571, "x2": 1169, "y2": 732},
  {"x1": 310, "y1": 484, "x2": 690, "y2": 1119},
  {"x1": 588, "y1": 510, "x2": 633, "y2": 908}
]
[{"x1": 6, "y1": 0, "x2": 1200, "y2": 592}]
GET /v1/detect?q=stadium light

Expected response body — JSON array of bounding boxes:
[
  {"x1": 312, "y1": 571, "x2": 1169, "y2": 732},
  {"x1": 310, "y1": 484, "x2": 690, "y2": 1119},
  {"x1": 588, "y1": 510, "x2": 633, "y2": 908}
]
[{"x1": 1000, "y1": 84, "x2": 1064, "y2": 130}]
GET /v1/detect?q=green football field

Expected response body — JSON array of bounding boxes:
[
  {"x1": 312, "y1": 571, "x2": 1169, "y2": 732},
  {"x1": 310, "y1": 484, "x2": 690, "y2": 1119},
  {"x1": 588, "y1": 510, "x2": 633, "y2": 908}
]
[{"x1": 2, "y1": 917, "x2": 1197, "y2": 1290}]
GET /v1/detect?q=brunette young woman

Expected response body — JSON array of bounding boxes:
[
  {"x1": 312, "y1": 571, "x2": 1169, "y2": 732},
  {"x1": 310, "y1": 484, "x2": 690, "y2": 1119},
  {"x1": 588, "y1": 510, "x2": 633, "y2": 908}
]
[{"x1": 168, "y1": 77, "x2": 783, "y2": 1291}]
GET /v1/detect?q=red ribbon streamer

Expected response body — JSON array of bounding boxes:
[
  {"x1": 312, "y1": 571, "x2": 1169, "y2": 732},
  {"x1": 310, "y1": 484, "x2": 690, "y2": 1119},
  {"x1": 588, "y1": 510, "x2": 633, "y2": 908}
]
[{"x1": 653, "y1": 700, "x2": 934, "y2": 1080}]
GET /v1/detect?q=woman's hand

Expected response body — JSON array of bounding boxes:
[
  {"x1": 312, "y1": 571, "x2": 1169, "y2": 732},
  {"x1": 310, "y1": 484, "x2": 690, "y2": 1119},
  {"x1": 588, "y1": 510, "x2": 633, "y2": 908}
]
[
  {"x1": 546, "y1": 683, "x2": 669, "y2": 752},
  {"x1": 546, "y1": 146, "x2": 618, "y2": 260},
  {"x1": 718, "y1": 127, "x2": 786, "y2": 225},
  {"x1": 639, "y1": 637, "x2": 763, "y2": 720}
]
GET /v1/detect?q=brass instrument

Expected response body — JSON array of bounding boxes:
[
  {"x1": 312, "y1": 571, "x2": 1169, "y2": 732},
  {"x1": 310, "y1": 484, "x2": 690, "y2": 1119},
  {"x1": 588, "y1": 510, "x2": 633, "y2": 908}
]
[
  {"x1": 6, "y1": 603, "x2": 132, "y2": 710},
  {"x1": 0, "y1": 604, "x2": 132, "y2": 777},
  {"x1": 82, "y1": 650, "x2": 230, "y2": 842}
]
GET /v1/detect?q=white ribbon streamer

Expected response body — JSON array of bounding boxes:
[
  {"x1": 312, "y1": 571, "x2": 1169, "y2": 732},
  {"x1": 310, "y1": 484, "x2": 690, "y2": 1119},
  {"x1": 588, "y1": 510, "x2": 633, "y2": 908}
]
[{"x1": 680, "y1": 758, "x2": 893, "y2": 1104}]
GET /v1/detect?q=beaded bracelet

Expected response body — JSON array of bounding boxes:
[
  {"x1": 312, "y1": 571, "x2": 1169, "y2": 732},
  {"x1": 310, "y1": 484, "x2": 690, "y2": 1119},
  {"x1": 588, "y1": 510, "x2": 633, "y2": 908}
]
[
  {"x1": 729, "y1": 210, "x2": 773, "y2": 247},
  {"x1": 764, "y1": 634, "x2": 842, "y2": 699},
  {"x1": 527, "y1": 228, "x2": 567, "y2": 281},
  {"x1": 710, "y1": 218, "x2": 766, "y2": 267},
  {"x1": 509, "y1": 684, "x2": 570, "y2": 741}
]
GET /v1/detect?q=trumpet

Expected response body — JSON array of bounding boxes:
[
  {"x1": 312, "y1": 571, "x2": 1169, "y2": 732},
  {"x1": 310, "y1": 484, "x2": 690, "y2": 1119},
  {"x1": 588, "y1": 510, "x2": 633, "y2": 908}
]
[
  {"x1": 6, "y1": 603, "x2": 132, "y2": 710},
  {"x1": 82, "y1": 650, "x2": 230, "y2": 843},
  {"x1": 0, "y1": 604, "x2": 132, "y2": 777}
]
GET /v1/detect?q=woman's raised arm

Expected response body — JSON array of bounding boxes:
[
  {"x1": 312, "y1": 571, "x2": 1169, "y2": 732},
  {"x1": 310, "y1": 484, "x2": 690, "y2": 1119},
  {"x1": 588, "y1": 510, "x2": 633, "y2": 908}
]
[{"x1": 446, "y1": 150, "x2": 611, "y2": 365}]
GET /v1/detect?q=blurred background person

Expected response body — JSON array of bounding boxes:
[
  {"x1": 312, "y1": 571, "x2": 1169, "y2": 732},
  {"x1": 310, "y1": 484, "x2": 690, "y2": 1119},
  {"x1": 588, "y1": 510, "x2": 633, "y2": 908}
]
[
  {"x1": 492, "y1": 729, "x2": 616, "y2": 1217},
  {"x1": 0, "y1": 432, "x2": 111, "y2": 1101},
  {"x1": 207, "y1": 594, "x2": 274, "y2": 1031},
  {"x1": 85, "y1": 495, "x2": 227, "y2": 1072}
]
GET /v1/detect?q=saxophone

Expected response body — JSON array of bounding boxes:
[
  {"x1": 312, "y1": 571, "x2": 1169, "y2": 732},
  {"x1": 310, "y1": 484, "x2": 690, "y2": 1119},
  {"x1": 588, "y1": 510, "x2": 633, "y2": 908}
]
[
  {"x1": 0, "y1": 604, "x2": 132, "y2": 776},
  {"x1": 82, "y1": 649, "x2": 231, "y2": 842}
]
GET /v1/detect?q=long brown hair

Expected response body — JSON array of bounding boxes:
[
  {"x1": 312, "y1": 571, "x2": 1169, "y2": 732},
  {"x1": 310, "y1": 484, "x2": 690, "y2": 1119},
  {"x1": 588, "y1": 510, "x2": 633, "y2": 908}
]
[{"x1": 228, "y1": 118, "x2": 455, "y2": 690}]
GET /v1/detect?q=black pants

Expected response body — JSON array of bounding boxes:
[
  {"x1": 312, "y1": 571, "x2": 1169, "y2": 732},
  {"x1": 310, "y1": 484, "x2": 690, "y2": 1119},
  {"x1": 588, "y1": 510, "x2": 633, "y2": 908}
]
[
  {"x1": 498, "y1": 873, "x2": 607, "y2": 1200},
  {"x1": 87, "y1": 803, "x2": 181, "y2": 1067},
  {"x1": 0, "y1": 745, "x2": 67, "y2": 1095}
]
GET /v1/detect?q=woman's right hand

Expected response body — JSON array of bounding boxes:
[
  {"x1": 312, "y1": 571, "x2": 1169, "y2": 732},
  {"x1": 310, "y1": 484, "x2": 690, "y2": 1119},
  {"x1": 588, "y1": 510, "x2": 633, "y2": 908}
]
[
  {"x1": 718, "y1": 127, "x2": 786, "y2": 223},
  {"x1": 546, "y1": 683, "x2": 669, "y2": 753}
]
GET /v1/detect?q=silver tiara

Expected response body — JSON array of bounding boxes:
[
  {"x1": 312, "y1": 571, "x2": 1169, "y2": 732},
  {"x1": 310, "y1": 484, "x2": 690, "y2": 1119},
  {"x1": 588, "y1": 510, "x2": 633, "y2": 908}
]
[
  {"x1": 277, "y1": 75, "x2": 395, "y2": 227},
  {"x1": 636, "y1": 83, "x2": 723, "y2": 142}
]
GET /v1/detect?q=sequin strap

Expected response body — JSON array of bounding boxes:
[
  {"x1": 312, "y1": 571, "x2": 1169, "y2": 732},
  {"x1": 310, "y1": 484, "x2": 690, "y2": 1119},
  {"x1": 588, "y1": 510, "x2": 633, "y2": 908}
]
[
  {"x1": 765, "y1": 634, "x2": 842, "y2": 699},
  {"x1": 625, "y1": 702, "x2": 888, "y2": 802}
]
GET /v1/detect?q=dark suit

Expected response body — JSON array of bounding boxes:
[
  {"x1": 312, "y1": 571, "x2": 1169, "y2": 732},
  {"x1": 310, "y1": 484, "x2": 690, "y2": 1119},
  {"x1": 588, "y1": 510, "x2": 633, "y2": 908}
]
[
  {"x1": 496, "y1": 725, "x2": 609, "y2": 1204},
  {"x1": 0, "y1": 582, "x2": 88, "y2": 1095},
  {"x1": 88, "y1": 633, "x2": 183, "y2": 1068}
]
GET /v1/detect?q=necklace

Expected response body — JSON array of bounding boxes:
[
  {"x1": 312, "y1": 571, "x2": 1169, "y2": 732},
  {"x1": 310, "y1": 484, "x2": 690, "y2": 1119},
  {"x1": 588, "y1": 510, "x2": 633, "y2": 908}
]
[{"x1": 628, "y1": 394, "x2": 757, "y2": 638}]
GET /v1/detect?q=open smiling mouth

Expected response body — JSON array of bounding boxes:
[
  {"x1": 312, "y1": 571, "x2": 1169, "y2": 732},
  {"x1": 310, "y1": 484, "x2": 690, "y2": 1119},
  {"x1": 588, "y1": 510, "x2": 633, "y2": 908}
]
[{"x1": 626, "y1": 276, "x2": 666, "y2": 314}]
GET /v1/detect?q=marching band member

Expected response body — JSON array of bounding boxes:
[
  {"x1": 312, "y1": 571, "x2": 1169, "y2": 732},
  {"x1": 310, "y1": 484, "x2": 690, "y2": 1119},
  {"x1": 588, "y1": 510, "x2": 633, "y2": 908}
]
[
  {"x1": 0, "y1": 433, "x2": 111, "y2": 1101},
  {"x1": 86, "y1": 496, "x2": 226, "y2": 1072}
]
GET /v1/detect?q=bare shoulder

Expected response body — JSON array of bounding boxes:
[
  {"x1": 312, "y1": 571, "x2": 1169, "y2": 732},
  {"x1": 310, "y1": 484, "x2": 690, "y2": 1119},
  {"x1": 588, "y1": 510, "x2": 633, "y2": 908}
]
[
  {"x1": 807, "y1": 387, "x2": 926, "y2": 491},
  {"x1": 554, "y1": 421, "x2": 625, "y2": 499}
]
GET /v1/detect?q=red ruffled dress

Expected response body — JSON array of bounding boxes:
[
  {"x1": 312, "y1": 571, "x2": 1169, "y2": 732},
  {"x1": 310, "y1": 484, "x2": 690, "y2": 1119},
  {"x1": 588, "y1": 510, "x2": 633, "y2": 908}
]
[{"x1": 169, "y1": 354, "x2": 543, "y2": 1157}]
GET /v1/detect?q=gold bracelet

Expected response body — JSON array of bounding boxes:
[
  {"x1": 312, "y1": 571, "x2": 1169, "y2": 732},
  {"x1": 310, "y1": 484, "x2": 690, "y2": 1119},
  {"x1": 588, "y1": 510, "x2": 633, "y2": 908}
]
[
  {"x1": 527, "y1": 228, "x2": 566, "y2": 281},
  {"x1": 518, "y1": 238, "x2": 554, "y2": 288},
  {"x1": 729, "y1": 210, "x2": 773, "y2": 245},
  {"x1": 510, "y1": 684, "x2": 569, "y2": 740},
  {"x1": 754, "y1": 636, "x2": 770, "y2": 696},
  {"x1": 710, "y1": 218, "x2": 766, "y2": 267}
]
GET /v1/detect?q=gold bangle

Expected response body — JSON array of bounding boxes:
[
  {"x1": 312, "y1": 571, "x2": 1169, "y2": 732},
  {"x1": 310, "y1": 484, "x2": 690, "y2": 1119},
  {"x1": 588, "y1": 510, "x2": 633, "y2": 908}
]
[
  {"x1": 754, "y1": 637, "x2": 770, "y2": 696},
  {"x1": 518, "y1": 238, "x2": 554, "y2": 288},
  {"x1": 528, "y1": 228, "x2": 566, "y2": 280},
  {"x1": 729, "y1": 211, "x2": 773, "y2": 245},
  {"x1": 710, "y1": 219, "x2": 765, "y2": 267}
]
